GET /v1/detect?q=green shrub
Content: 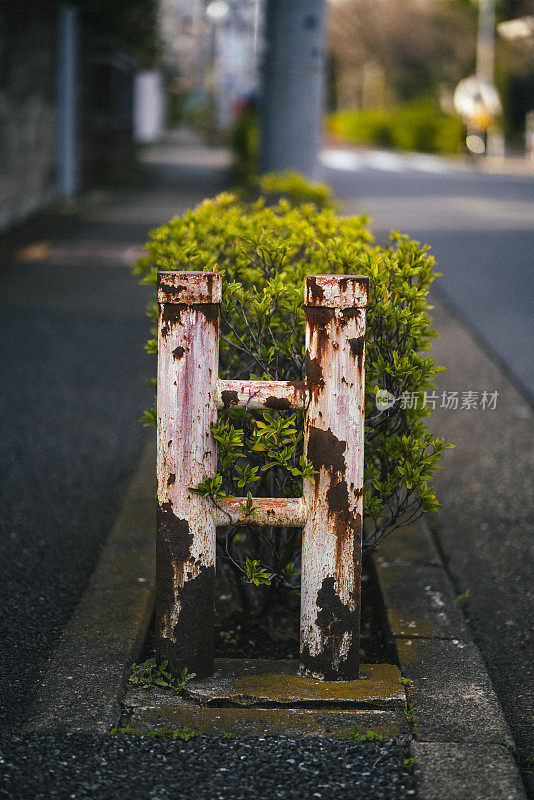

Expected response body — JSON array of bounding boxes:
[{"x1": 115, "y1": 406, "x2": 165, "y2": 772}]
[
  {"x1": 328, "y1": 101, "x2": 464, "y2": 155},
  {"x1": 134, "y1": 188, "x2": 450, "y2": 610}
]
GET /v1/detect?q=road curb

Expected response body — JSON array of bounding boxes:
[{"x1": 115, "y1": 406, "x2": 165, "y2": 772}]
[
  {"x1": 373, "y1": 521, "x2": 526, "y2": 799},
  {"x1": 24, "y1": 435, "x2": 527, "y2": 798}
]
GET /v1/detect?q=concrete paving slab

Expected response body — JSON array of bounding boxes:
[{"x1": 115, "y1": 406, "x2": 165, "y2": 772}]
[
  {"x1": 181, "y1": 658, "x2": 404, "y2": 710},
  {"x1": 411, "y1": 742, "x2": 527, "y2": 800},
  {"x1": 375, "y1": 561, "x2": 468, "y2": 639},
  {"x1": 397, "y1": 638, "x2": 514, "y2": 749},
  {"x1": 125, "y1": 690, "x2": 410, "y2": 739}
]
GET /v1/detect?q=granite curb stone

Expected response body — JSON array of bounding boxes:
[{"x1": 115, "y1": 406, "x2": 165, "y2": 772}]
[
  {"x1": 374, "y1": 561, "x2": 469, "y2": 640},
  {"x1": 373, "y1": 518, "x2": 525, "y2": 798},
  {"x1": 397, "y1": 638, "x2": 515, "y2": 748}
]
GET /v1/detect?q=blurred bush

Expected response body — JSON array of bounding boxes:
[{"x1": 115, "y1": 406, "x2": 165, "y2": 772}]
[
  {"x1": 256, "y1": 171, "x2": 335, "y2": 210},
  {"x1": 228, "y1": 107, "x2": 259, "y2": 187},
  {"x1": 328, "y1": 101, "x2": 465, "y2": 155}
]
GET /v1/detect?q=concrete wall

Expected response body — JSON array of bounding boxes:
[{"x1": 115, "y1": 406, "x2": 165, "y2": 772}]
[{"x1": 0, "y1": 3, "x2": 58, "y2": 232}]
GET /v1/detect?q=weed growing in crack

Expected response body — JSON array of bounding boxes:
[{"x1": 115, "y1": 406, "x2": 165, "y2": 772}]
[
  {"x1": 403, "y1": 756, "x2": 418, "y2": 773},
  {"x1": 346, "y1": 726, "x2": 384, "y2": 743},
  {"x1": 109, "y1": 724, "x2": 199, "y2": 741},
  {"x1": 128, "y1": 660, "x2": 196, "y2": 694},
  {"x1": 403, "y1": 706, "x2": 418, "y2": 733}
]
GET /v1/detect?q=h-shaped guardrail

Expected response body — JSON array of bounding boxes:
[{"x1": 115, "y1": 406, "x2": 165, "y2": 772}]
[{"x1": 156, "y1": 270, "x2": 368, "y2": 681}]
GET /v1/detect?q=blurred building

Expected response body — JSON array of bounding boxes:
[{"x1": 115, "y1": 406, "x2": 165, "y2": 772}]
[
  {"x1": 0, "y1": 2, "x2": 58, "y2": 231},
  {"x1": 0, "y1": 0, "x2": 159, "y2": 233},
  {"x1": 159, "y1": 0, "x2": 262, "y2": 131}
]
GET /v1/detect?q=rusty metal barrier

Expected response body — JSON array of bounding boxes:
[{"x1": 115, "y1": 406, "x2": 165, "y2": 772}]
[{"x1": 156, "y1": 271, "x2": 368, "y2": 681}]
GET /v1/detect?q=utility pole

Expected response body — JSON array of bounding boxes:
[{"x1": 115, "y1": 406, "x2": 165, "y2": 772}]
[
  {"x1": 260, "y1": 0, "x2": 326, "y2": 180},
  {"x1": 476, "y1": 0, "x2": 496, "y2": 82}
]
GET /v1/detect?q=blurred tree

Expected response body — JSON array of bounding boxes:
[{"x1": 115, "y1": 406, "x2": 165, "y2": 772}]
[
  {"x1": 327, "y1": 0, "x2": 478, "y2": 110},
  {"x1": 72, "y1": 0, "x2": 162, "y2": 187}
]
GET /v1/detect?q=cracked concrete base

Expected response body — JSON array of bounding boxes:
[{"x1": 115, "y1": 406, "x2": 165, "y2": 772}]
[
  {"x1": 180, "y1": 658, "x2": 404, "y2": 709},
  {"x1": 123, "y1": 658, "x2": 407, "y2": 739},
  {"x1": 126, "y1": 691, "x2": 410, "y2": 739}
]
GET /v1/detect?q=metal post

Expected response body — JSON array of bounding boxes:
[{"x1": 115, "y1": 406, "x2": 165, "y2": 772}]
[
  {"x1": 58, "y1": 3, "x2": 79, "y2": 199},
  {"x1": 300, "y1": 275, "x2": 368, "y2": 680},
  {"x1": 156, "y1": 271, "x2": 221, "y2": 678}
]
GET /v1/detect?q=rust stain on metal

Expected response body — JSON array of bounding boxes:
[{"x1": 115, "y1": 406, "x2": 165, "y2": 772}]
[
  {"x1": 214, "y1": 496, "x2": 307, "y2": 528},
  {"x1": 299, "y1": 577, "x2": 360, "y2": 681},
  {"x1": 307, "y1": 426, "x2": 347, "y2": 475},
  {"x1": 158, "y1": 280, "x2": 186, "y2": 296},
  {"x1": 156, "y1": 565, "x2": 215, "y2": 678},
  {"x1": 305, "y1": 306, "x2": 335, "y2": 327},
  {"x1": 349, "y1": 336, "x2": 364, "y2": 359},
  {"x1": 217, "y1": 380, "x2": 306, "y2": 410},
  {"x1": 172, "y1": 345, "x2": 186, "y2": 360},
  {"x1": 167, "y1": 473, "x2": 176, "y2": 486},
  {"x1": 199, "y1": 303, "x2": 219, "y2": 322},
  {"x1": 157, "y1": 271, "x2": 222, "y2": 306},
  {"x1": 156, "y1": 497, "x2": 215, "y2": 678},
  {"x1": 306, "y1": 275, "x2": 325, "y2": 304},
  {"x1": 349, "y1": 336, "x2": 365, "y2": 372},
  {"x1": 264, "y1": 395, "x2": 292, "y2": 410},
  {"x1": 159, "y1": 304, "x2": 183, "y2": 338},
  {"x1": 221, "y1": 389, "x2": 239, "y2": 408},
  {"x1": 304, "y1": 354, "x2": 325, "y2": 390},
  {"x1": 326, "y1": 477, "x2": 362, "y2": 574},
  {"x1": 316, "y1": 576, "x2": 358, "y2": 639},
  {"x1": 157, "y1": 502, "x2": 193, "y2": 561},
  {"x1": 326, "y1": 479, "x2": 349, "y2": 516},
  {"x1": 160, "y1": 303, "x2": 219, "y2": 338},
  {"x1": 305, "y1": 274, "x2": 368, "y2": 310}
]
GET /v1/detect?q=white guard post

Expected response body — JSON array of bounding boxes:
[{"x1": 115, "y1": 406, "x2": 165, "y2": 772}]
[{"x1": 156, "y1": 271, "x2": 368, "y2": 680}]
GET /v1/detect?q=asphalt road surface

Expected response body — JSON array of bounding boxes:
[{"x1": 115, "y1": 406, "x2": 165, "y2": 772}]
[{"x1": 323, "y1": 147, "x2": 534, "y2": 404}]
